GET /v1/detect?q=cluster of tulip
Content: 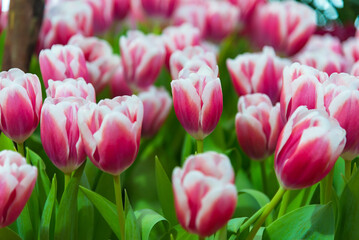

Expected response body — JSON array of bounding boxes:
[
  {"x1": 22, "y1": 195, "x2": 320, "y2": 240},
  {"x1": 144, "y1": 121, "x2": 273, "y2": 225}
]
[{"x1": 1, "y1": 0, "x2": 359, "y2": 239}]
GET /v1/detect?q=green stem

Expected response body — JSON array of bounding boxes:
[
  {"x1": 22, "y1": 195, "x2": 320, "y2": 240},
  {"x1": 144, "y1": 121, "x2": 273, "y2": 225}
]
[
  {"x1": 345, "y1": 160, "x2": 352, "y2": 181},
  {"x1": 16, "y1": 142, "x2": 26, "y2": 158},
  {"x1": 277, "y1": 190, "x2": 290, "y2": 218},
  {"x1": 64, "y1": 173, "x2": 71, "y2": 189},
  {"x1": 324, "y1": 169, "x2": 335, "y2": 204},
  {"x1": 320, "y1": 178, "x2": 326, "y2": 205},
  {"x1": 260, "y1": 161, "x2": 267, "y2": 194},
  {"x1": 246, "y1": 187, "x2": 286, "y2": 240},
  {"x1": 300, "y1": 187, "x2": 312, "y2": 207},
  {"x1": 196, "y1": 139, "x2": 203, "y2": 154},
  {"x1": 113, "y1": 175, "x2": 125, "y2": 240},
  {"x1": 216, "y1": 225, "x2": 227, "y2": 240},
  {"x1": 239, "y1": 205, "x2": 266, "y2": 233}
]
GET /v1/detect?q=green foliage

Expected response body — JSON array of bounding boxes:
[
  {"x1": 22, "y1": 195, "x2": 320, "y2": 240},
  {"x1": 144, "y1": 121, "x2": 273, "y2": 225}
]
[{"x1": 39, "y1": 175, "x2": 57, "y2": 240}]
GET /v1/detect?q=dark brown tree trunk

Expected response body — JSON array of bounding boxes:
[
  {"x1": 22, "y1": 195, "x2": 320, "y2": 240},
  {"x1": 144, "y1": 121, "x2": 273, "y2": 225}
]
[{"x1": 2, "y1": 0, "x2": 44, "y2": 72}]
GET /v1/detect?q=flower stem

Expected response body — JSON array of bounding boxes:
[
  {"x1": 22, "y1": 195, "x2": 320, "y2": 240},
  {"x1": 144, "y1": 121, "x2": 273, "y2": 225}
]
[
  {"x1": 246, "y1": 187, "x2": 286, "y2": 240},
  {"x1": 345, "y1": 160, "x2": 351, "y2": 181},
  {"x1": 196, "y1": 139, "x2": 203, "y2": 154},
  {"x1": 260, "y1": 161, "x2": 267, "y2": 194},
  {"x1": 324, "y1": 169, "x2": 334, "y2": 204},
  {"x1": 113, "y1": 175, "x2": 125, "y2": 240},
  {"x1": 64, "y1": 173, "x2": 71, "y2": 189},
  {"x1": 216, "y1": 225, "x2": 227, "y2": 240},
  {"x1": 320, "y1": 178, "x2": 326, "y2": 205},
  {"x1": 277, "y1": 190, "x2": 290, "y2": 218},
  {"x1": 16, "y1": 142, "x2": 26, "y2": 158},
  {"x1": 300, "y1": 186, "x2": 312, "y2": 207},
  {"x1": 239, "y1": 205, "x2": 266, "y2": 233}
]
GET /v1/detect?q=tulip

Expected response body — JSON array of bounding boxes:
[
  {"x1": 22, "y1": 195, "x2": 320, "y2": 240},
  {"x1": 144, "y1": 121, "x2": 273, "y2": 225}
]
[
  {"x1": 171, "y1": 65, "x2": 222, "y2": 140},
  {"x1": 323, "y1": 73, "x2": 359, "y2": 161},
  {"x1": 110, "y1": 60, "x2": 133, "y2": 97},
  {"x1": 177, "y1": 58, "x2": 218, "y2": 79},
  {"x1": 343, "y1": 37, "x2": 359, "y2": 66},
  {"x1": 302, "y1": 34, "x2": 344, "y2": 56},
  {"x1": 68, "y1": 35, "x2": 120, "y2": 92},
  {"x1": 120, "y1": 31, "x2": 165, "y2": 91},
  {"x1": 252, "y1": 1, "x2": 316, "y2": 56},
  {"x1": 83, "y1": 0, "x2": 114, "y2": 33},
  {"x1": 138, "y1": 87, "x2": 172, "y2": 137},
  {"x1": 140, "y1": 0, "x2": 178, "y2": 19},
  {"x1": 227, "y1": 0, "x2": 266, "y2": 22},
  {"x1": 78, "y1": 95, "x2": 143, "y2": 175},
  {"x1": 39, "y1": 44, "x2": 89, "y2": 88},
  {"x1": 205, "y1": 1, "x2": 240, "y2": 41},
  {"x1": 37, "y1": 1, "x2": 93, "y2": 51},
  {"x1": 351, "y1": 61, "x2": 359, "y2": 76},
  {"x1": 170, "y1": 46, "x2": 217, "y2": 80},
  {"x1": 172, "y1": 152, "x2": 237, "y2": 237},
  {"x1": 275, "y1": 106, "x2": 346, "y2": 189},
  {"x1": 227, "y1": 46, "x2": 290, "y2": 104},
  {"x1": 235, "y1": 93, "x2": 283, "y2": 160},
  {"x1": 0, "y1": 69, "x2": 42, "y2": 143},
  {"x1": 41, "y1": 97, "x2": 87, "y2": 173},
  {"x1": 280, "y1": 63, "x2": 328, "y2": 121},
  {"x1": 46, "y1": 78, "x2": 96, "y2": 102},
  {"x1": 113, "y1": 0, "x2": 130, "y2": 20},
  {"x1": 162, "y1": 23, "x2": 201, "y2": 66},
  {"x1": 0, "y1": 150, "x2": 37, "y2": 228}
]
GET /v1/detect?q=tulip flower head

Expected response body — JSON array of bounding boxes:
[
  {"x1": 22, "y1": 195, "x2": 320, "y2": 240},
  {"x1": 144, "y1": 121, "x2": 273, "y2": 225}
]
[
  {"x1": 83, "y1": 0, "x2": 114, "y2": 33},
  {"x1": 275, "y1": 106, "x2": 346, "y2": 189},
  {"x1": 0, "y1": 150, "x2": 37, "y2": 228},
  {"x1": 140, "y1": 0, "x2": 179, "y2": 19},
  {"x1": 172, "y1": 152, "x2": 237, "y2": 236}
]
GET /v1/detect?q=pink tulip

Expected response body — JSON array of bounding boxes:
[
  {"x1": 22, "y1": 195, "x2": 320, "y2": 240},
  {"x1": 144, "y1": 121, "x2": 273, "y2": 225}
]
[
  {"x1": 138, "y1": 87, "x2": 172, "y2": 137},
  {"x1": 140, "y1": 0, "x2": 178, "y2": 18},
  {"x1": 235, "y1": 93, "x2": 283, "y2": 160},
  {"x1": 162, "y1": 23, "x2": 201, "y2": 66},
  {"x1": 227, "y1": 0, "x2": 266, "y2": 22},
  {"x1": 227, "y1": 46, "x2": 290, "y2": 104},
  {"x1": 83, "y1": 0, "x2": 114, "y2": 33},
  {"x1": 252, "y1": 1, "x2": 316, "y2": 56},
  {"x1": 0, "y1": 150, "x2": 37, "y2": 228},
  {"x1": 280, "y1": 63, "x2": 328, "y2": 121},
  {"x1": 351, "y1": 61, "x2": 359, "y2": 76},
  {"x1": 205, "y1": 1, "x2": 240, "y2": 41},
  {"x1": 177, "y1": 58, "x2": 218, "y2": 79},
  {"x1": 46, "y1": 78, "x2": 96, "y2": 102},
  {"x1": 39, "y1": 44, "x2": 90, "y2": 88},
  {"x1": 302, "y1": 34, "x2": 344, "y2": 56},
  {"x1": 41, "y1": 97, "x2": 87, "y2": 173},
  {"x1": 37, "y1": 1, "x2": 93, "y2": 51},
  {"x1": 78, "y1": 95, "x2": 143, "y2": 175},
  {"x1": 275, "y1": 106, "x2": 346, "y2": 189},
  {"x1": 323, "y1": 73, "x2": 359, "y2": 161},
  {"x1": 113, "y1": 0, "x2": 130, "y2": 20},
  {"x1": 68, "y1": 35, "x2": 120, "y2": 92},
  {"x1": 170, "y1": 46, "x2": 217, "y2": 80},
  {"x1": 120, "y1": 31, "x2": 165, "y2": 91},
  {"x1": 343, "y1": 37, "x2": 359, "y2": 66},
  {"x1": 0, "y1": 69, "x2": 42, "y2": 143},
  {"x1": 110, "y1": 60, "x2": 133, "y2": 97},
  {"x1": 172, "y1": 152, "x2": 237, "y2": 237},
  {"x1": 171, "y1": 65, "x2": 222, "y2": 140}
]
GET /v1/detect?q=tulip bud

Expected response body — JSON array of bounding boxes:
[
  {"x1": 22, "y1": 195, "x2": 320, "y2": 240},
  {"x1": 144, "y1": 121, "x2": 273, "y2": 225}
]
[
  {"x1": 280, "y1": 63, "x2": 328, "y2": 121},
  {"x1": 227, "y1": 46, "x2": 290, "y2": 104},
  {"x1": 140, "y1": 0, "x2": 178, "y2": 19},
  {"x1": 275, "y1": 106, "x2": 346, "y2": 189},
  {"x1": 302, "y1": 34, "x2": 344, "y2": 56},
  {"x1": 0, "y1": 69, "x2": 42, "y2": 143},
  {"x1": 110, "y1": 60, "x2": 133, "y2": 97},
  {"x1": 205, "y1": 1, "x2": 240, "y2": 41},
  {"x1": 39, "y1": 44, "x2": 90, "y2": 88},
  {"x1": 46, "y1": 78, "x2": 96, "y2": 102},
  {"x1": 37, "y1": 1, "x2": 93, "y2": 51},
  {"x1": 83, "y1": 0, "x2": 114, "y2": 33},
  {"x1": 68, "y1": 35, "x2": 120, "y2": 92},
  {"x1": 138, "y1": 87, "x2": 172, "y2": 137},
  {"x1": 227, "y1": 0, "x2": 266, "y2": 22},
  {"x1": 171, "y1": 65, "x2": 222, "y2": 140},
  {"x1": 170, "y1": 46, "x2": 217, "y2": 80},
  {"x1": 120, "y1": 31, "x2": 165, "y2": 91},
  {"x1": 323, "y1": 73, "x2": 359, "y2": 161},
  {"x1": 113, "y1": 0, "x2": 130, "y2": 20},
  {"x1": 78, "y1": 95, "x2": 143, "y2": 175},
  {"x1": 172, "y1": 152, "x2": 237, "y2": 237},
  {"x1": 0, "y1": 150, "x2": 37, "y2": 228},
  {"x1": 235, "y1": 93, "x2": 283, "y2": 160},
  {"x1": 343, "y1": 37, "x2": 359, "y2": 66},
  {"x1": 351, "y1": 61, "x2": 359, "y2": 77},
  {"x1": 252, "y1": 1, "x2": 316, "y2": 56},
  {"x1": 41, "y1": 97, "x2": 87, "y2": 173}
]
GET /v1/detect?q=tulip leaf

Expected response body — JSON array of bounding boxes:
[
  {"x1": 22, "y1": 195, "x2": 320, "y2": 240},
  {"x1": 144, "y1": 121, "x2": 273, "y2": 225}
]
[
  {"x1": 124, "y1": 190, "x2": 140, "y2": 240},
  {"x1": 78, "y1": 173, "x2": 94, "y2": 240},
  {"x1": 135, "y1": 209, "x2": 169, "y2": 240},
  {"x1": 39, "y1": 174, "x2": 57, "y2": 240},
  {"x1": 16, "y1": 203, "x2": 33, "y2": 240},
  {"x1": 238, "y1": 189, "x2": 270, "y2": 207},
  {"x1": 263, "y1": 204, "x2": 334, "y2": 240},
  {"x1": 155, "y1": 156, "x2": 177, "y2": 226},
  {"x1": 54, "y1": 163, "x2": 85, "y2": 240},
  {"x1": 335, "y1": 169, "x2": 359, "y2": 239},
  {"x1": 166, "y1": 225, "x2": 197, "y2": 240},
  {"x1": 79, "y1": 186, "x2": 122, "y2": 239},
  {"x1": 0, "y1": 133, "x2": 15, "y2": 151},
  {"x1": 0, "y1": 227, "x2": 22, "y2": 240},
  {"x1": 227, "y1": 217, "x2": 247, "y2": 234}
]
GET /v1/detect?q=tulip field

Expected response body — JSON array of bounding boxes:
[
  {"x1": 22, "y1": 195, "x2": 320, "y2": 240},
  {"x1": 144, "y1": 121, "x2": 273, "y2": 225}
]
[{"x1": 2, "y1": 0, "x2": 359, "y2": 239}]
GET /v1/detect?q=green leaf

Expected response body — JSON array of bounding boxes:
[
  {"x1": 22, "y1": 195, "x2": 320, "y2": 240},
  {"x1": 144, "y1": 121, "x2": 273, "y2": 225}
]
[
  {"x1": 78, "y1": 173, "x2": 94, "y2": 240},
  {"x1": 0, "y1": 133, "x2": 15, "y2": 151},
  {"x1": 165, "y1": 225, "x2": 197, "y2": 240},
  {"x1": 227, "y1": 217, "x2": 247, "y2": 234},
  {"x1": 16, "y1": 204, "x2": 33, "y2": 240},
  {"x1": 238, "y1": 189, "x2": 270, "y2": 207},
  {"x1": 263, "y1": 204, "x2": 334, "y2": 240},
  {"x1": 79, "y1": 186, "x2": 121, "y2": 239},
  {"x1": 39, "y1": 175, "x2": 57, "y2": 240},
  {"x1": 135, "y1": 209, "x2": 168, "y2": 240},
  {"x1": 125, "y1": 190, "x2": 140, "y2": 240},
  {"x1": 335, "y1": 168, "x2": 359, "y2": 239},
  {"x1": 54, "y1": 163, "x2": 85, "y2": 240},
  {"x1": 155, "y1": 156, "x2": 177, "y2": 226},
  {"x1": 0, "y1": 227, "x2": 22, "y2": 240}
]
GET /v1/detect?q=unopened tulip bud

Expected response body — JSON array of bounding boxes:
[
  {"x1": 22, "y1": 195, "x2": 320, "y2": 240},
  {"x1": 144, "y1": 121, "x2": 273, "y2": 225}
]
[
  {"x1": 113, "y1": 0, "x2": 130, "y2": 20},
  {"x1": 343, "y1": 37, "x2": 359, "y2": 66},
  {"x1": 172, "y1": 152, "x2": 237, "y2": 237},
  {"x1": 110, "y1": 60, "x2": 133, "y2": 97},
  {"x1": 83, "y1": 0, "x2": 114, "y2": 33},
  {"x1": 140, "y1": 0, "x2": 178, "y2": 18}
]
